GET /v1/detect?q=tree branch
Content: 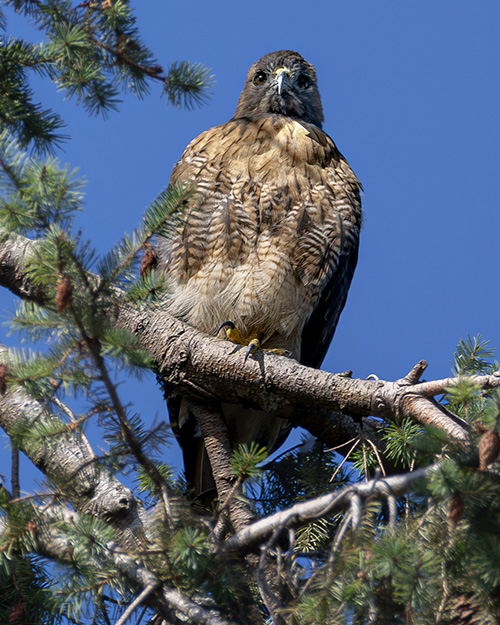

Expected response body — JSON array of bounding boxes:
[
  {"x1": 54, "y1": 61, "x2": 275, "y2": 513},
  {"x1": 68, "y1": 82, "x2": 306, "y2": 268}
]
[
  {"x1": 1, "y1": 229, "x2": 495, "y2": 454},
  {"x1": 119, "y1": 304, "x2": 474, "y2": 441},
  {"x1": 188, "y1": 400, "x2": 254, "y2": 532},
  {"x1": 0, "y1": 232, "x2": 45, "y2": 302},
  {"x1": 223, "y1": 466, "x2": 432, "y2": 552}
]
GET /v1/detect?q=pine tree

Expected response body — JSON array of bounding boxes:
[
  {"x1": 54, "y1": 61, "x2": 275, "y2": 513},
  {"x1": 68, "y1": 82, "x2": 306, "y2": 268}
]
[{"x1": 1, "y1": 3, "x2": 500, "y2": 624}]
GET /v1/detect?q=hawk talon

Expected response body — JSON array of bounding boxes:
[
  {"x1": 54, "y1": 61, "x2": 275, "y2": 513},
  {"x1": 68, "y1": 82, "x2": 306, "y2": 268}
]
[
  {"x1": 218, "y1": 322, "x2": 293, "y2": 360},
  {"x1": 244, "y1": 338, "x2": 261, "y2": 362},
  {"x1": 217, "y1": 320, "x2": 235, "y2": 336},
  {"x1": 217, "y1": 320, "x2": 248, "y2": 345},
  {"x1": 218, "y1": 321, "x2": 261, "y2": 359}
]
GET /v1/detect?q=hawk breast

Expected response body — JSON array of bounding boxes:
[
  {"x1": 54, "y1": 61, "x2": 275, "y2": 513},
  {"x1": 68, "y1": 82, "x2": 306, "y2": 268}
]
[{"x1": 158, "y1": 115, "x2": 361, "y2": 360}]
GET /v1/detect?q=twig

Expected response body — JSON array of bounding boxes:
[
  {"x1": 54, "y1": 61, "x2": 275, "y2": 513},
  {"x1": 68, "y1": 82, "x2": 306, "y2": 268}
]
[
  {"x1": 256, "y1": 527, "x2": 285, "y2": 624},
  {"x1": 299, "y1": 509, "x2": 353, "y2": 599},
  {"x1": 330, "y1": 438, "x2": 360, "y2": 481},
  {"x1": 365, "y1": 437, "x2": 386, "y2": 476},
  {"x1": 114, "y1": 583, "x2": 158, "y2": 625},
  {"x1": 11, "y1": 440, "x2": 20, "y2": 499}
]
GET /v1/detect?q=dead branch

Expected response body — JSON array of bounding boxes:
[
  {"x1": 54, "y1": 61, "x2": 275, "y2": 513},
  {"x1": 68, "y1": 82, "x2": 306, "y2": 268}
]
[{"x1": 223, "y1": 466, "x2": 432, "y2": 552}]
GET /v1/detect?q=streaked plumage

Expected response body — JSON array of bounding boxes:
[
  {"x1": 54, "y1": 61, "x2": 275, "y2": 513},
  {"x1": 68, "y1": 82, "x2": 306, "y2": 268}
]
[{"x1": 158, "y1": 50, "x2": 362, "y2": 500}]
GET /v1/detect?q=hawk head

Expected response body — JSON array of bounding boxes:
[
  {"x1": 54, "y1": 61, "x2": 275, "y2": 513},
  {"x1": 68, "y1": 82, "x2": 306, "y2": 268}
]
[{"x1": 233, "y1": 50, "x2": 324, "y2": 128}]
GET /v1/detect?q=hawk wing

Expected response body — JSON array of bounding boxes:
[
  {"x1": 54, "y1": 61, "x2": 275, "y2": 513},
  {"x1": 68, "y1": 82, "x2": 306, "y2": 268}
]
[
  {"x1": 300, "y1": 244, "x2": 359, "y2": 368},
  {"x1": 299, "y1": 167, "x2": 361, "y2": 368}
]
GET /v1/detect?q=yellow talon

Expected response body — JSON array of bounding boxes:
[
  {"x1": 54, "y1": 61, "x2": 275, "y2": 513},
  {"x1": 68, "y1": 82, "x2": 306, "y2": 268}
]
[{"x1": 244, "y1": 338, "x2": 261, "y2": 362}]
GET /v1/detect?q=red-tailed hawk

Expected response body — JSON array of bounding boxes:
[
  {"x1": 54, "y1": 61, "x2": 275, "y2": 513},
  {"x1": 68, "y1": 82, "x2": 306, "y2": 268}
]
[{"x1": 158, "y1": 50, "x2": 362, "y2": 501}]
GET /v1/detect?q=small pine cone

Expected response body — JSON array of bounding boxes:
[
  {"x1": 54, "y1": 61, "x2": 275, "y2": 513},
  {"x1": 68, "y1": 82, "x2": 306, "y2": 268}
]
[
  {"x1": 139, "y1": 243, "x2": 158, "y2": 276},
  {"x1": 478, "y1": 429, "x2": 500, "y2": 470},
  {"x1": 448, "y1": 491, "x2": 465, "y2": 527},
  {"x1": 56, "y1": 275, "x2": 73, "y2": 313},
  {"x1": 126, "y1": 38, "x2": 141, "y2": 51},
  {"x1": 0, "y1": 363, "x2": 7, "y2": 395},
  {"x1": 8, "y1": 596, "x2": 24, "y2": 623}
]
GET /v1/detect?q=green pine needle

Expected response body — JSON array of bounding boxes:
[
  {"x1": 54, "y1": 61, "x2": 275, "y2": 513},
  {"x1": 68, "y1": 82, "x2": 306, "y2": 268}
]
[
  {"x1": 163, "y1": 60, "x2": 214, "y2": 110},
  {"x1": 452, "y1": 334, "x2": 496, "y2": 376},
  {"x1": 230, "y1": 442, "x2": 268, "y2": 480}
]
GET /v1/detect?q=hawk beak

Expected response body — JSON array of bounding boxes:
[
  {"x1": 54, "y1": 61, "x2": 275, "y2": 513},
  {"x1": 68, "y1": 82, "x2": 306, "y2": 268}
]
[{"x1": 275, "y1": 68, "x2": 290, "y2": 96}]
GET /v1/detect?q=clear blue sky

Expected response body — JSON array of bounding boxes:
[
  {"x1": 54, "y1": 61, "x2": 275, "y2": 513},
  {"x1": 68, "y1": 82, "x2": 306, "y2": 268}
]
[{"x1": 1, "y1": 1, "x2": 499, "y2": 488}]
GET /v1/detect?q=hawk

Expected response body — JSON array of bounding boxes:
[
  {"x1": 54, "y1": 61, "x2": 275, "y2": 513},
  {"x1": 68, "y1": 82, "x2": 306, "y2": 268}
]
[{"x1": 158, "y1": 50, "x2": 362, "y2": 501}]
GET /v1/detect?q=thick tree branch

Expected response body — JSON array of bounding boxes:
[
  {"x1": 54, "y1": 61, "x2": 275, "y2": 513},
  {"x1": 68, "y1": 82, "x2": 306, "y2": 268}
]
[
  {"x1": 119, "y1": 304, "x2": 474, "y2": 441},
  {"x1": 0, "y1": 232, "x2": 45, "y2": 302},
  {"x1": 1, "y1": 229, "x2": 496, "y2": 453},
  {"x1": 0, "y1": 382, "x2": 153, "y2": 548},
  {"x1": 188, "y1": 401, "x2": 254, "y2": 531}
]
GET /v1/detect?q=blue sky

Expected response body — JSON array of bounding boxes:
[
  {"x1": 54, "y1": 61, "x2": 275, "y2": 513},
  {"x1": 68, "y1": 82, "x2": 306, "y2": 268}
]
[{"x1": 1, "y1": 1, "x2": 500, "y2": 488}]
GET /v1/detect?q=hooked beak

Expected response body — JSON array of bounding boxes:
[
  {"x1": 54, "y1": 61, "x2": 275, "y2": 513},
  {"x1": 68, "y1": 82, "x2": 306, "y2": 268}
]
[{"x1": 275, "y1": 68, "x2": 290, "y2": 96}]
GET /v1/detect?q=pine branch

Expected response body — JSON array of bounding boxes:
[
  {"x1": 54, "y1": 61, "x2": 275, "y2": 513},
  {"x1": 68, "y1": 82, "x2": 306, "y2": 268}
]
[
  {"x1": 0, "y1": 507, "x2": 237, "y2": 625},
  {"x1": 1, "y1": 0, "x2": 213, "y2": 152},
  {"x1": 0, "y1": 36, "x2": 66, "y2": 152},
  {"x1": 73, "y1": 322, "x2": 175, "y2": 523}
]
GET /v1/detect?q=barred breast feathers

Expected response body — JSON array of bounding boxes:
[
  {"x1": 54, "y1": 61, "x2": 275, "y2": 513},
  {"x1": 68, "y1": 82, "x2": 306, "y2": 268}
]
[{"x1": 158, "y1": 116, "x2": 361, "y2": 357}]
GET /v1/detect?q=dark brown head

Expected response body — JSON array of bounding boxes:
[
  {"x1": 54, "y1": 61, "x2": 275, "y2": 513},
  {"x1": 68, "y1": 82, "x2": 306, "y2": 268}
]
[{"x1": 233, "y1": 50, "x2": 324, "y2": 128}]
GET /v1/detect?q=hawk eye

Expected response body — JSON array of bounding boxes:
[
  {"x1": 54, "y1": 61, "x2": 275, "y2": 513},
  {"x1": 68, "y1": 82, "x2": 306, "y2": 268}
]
[
  {"x1": 296, "y1": 73, "x2": 312, "y2": 89},
  {"x1": 253, "y1": 70, "x2": 267, "y2": 85}
]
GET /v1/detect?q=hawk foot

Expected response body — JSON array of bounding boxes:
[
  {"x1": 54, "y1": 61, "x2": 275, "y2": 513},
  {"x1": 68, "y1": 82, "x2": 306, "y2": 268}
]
[
  {"x1": 217, "y1": 321, "x2": 249, "y2": 346},
  {"x1": 217, "y1": 321, "x2": 291, "y2": 361}
]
